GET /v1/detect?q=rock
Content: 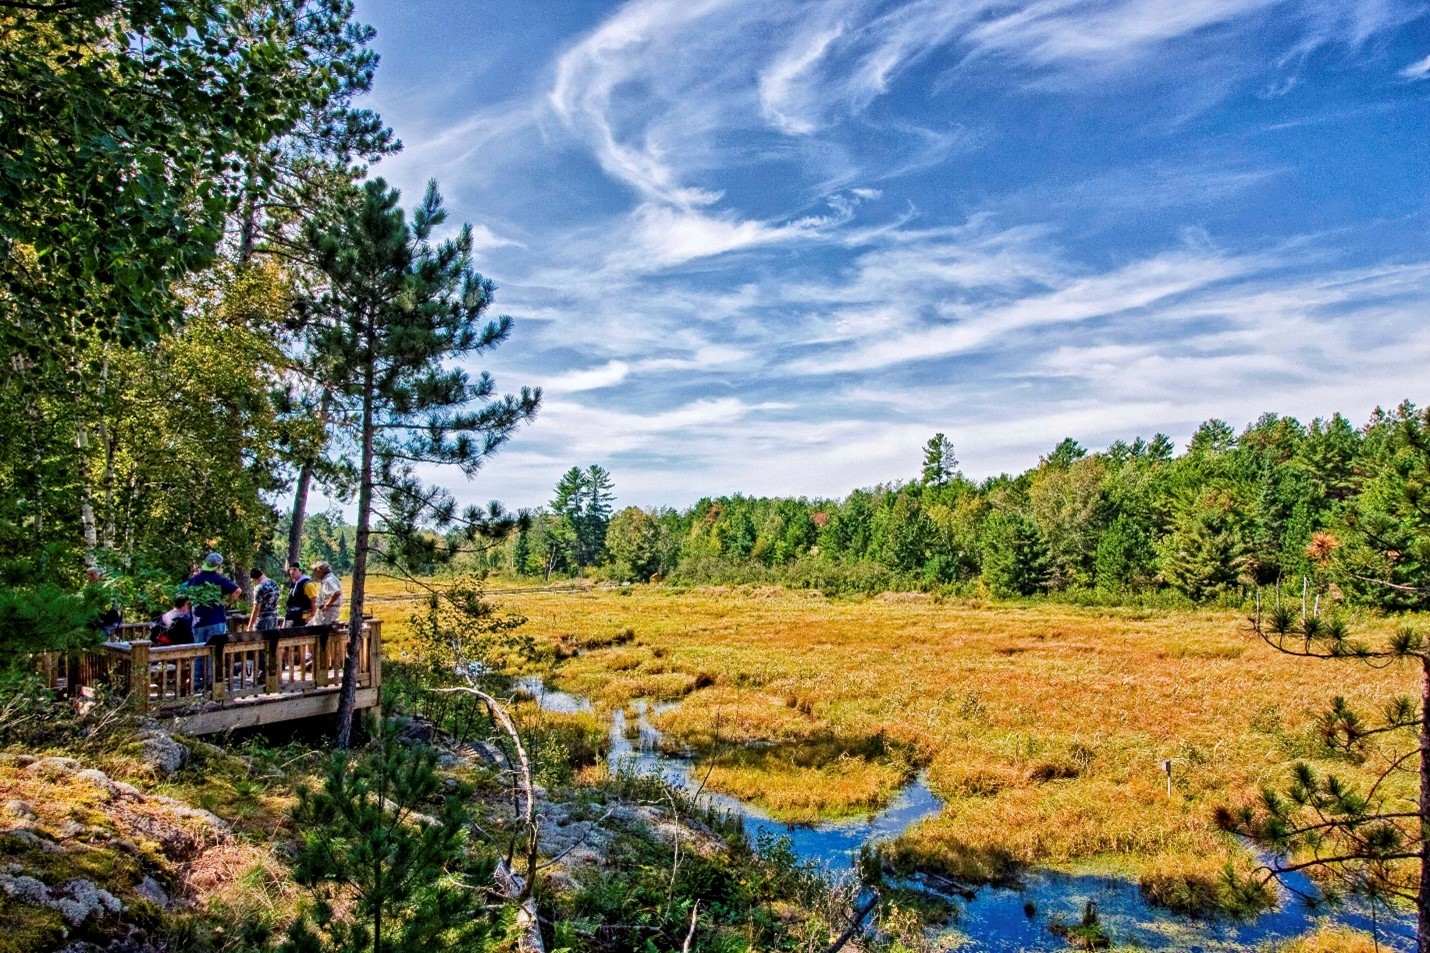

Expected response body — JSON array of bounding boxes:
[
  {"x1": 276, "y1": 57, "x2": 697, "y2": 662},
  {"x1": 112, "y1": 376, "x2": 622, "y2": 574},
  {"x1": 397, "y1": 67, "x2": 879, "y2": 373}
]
[
  {"x1": 6, "y1": 830, "x2": 63, "y2": 853},
  {"x1": 146, "y1": 796, "x2": 228, "y2": 832},
  {"x1": 135, "y1": 876, "x2": 169, "y2": 910},
  {"x1": 392, "y1": 716, "x2": 435, "y2": 746},
  {"x1": 25, "y1": 756, "x2": 81, "y2": 778},
  {"x1": 4, "y1": 799, "x2": 36, "y2": 820},
  {"x1": 0, "y1": 872, "x2": 123, "y2": 926},
  {"x1": 53, "y1": 879, "x2": 124, "y2": 925},
  {"x1": 135, "y1": 730, "x2": 187, "y2": 778},
  {"x1": 0, "y1": 871, "x2": 52, "y2": 905},
  {"x1": 75, "y1": 769, "x2": 121, "y2": 800}
]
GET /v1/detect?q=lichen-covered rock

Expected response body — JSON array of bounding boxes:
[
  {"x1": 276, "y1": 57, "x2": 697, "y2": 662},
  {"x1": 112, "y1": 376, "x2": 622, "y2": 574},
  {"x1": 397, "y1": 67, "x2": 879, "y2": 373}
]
[
  {"x1": 8, "y1": 829, "x2": 63, "y2": 853},
  {"x1": 0, "y1": 871, "x2": 123, "y2": 926},
  {"x1": 135, "y1": 730, "x2": 187, "y2": 779},
  {"x1": 25, "y1": 757, "x2": 81, "y2": 778},
  {"x1": 4, "y1": 799, "x2": 36, "y2": 820},
  {"x1": 74, "y1": 770, "x2": 141, "y2": 803},
  {"x1": 134, "y1": 876, "x2": 169, "y2": 911}
]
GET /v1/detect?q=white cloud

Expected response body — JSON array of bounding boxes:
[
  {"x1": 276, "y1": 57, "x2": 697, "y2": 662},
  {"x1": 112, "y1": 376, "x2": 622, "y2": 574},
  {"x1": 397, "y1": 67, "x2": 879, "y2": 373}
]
[
  {"x1": 544, "y1": 360, "x2": 631, "y2": 393},
  {"x1": 1400, "y1": 53, "x2": 1430, "y2": 79},
  {"x1": 468, "y1": 224, "x2": 524, "y2": 253},
  {"x1": 759, "y1": 24, "x2": 846, "y2": 134},
  {"x1": 618, "y1": 204, "x2": 822, "y2": 268}
]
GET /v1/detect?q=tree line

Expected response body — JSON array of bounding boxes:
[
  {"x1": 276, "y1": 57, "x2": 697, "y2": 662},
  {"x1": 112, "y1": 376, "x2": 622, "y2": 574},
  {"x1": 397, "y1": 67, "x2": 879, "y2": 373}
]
[{"x1": 480, "y1": 408, "x2": 1430, "y2": 610}]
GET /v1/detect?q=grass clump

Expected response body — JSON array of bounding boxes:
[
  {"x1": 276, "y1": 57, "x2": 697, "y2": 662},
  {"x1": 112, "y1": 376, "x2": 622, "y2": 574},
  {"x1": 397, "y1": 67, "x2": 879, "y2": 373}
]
[
  {"x1": 1137, "y1": 856, "x2": 1273, "y2": 917},
  {"x1": 698, "y1": 735, "x2": 914, "y2": 821}
]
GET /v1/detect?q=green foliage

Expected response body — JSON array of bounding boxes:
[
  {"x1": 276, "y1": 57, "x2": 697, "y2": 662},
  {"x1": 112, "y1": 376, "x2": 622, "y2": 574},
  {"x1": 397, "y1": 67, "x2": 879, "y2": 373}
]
[
  {"x1": 405, "y1": 575, "x2": 533, "y2": 678},
  {"x1": 605, "y1": 506, "x2": 663, "y2": 581},
  {"x1": 1157, "y1": 487, "x2": 1251, "y2": 600},
  {"x1": 0, "y1": 585, "x2": 102, "y2": 662},
  {"x1": 550, "y1": 465, "x2": 616, "y2": 568},
  {"x1": 1331, "y1": 401, "x2": 1430, "y2": 610},
  {"x1": 0, "y1": 0, "x2": 311, "y2": 350},
  {"x1": 1093, "y1": 513, "x2": 1156, "y2": 591},
  {"x1": 546, "y1": 776, "x2": 837, "y2": 953},
  {"x1": 281, "y1": 729, "x2": 501, "y2": 953},
  {"x1": 980, "y1": 510, "x2": 1051, "y2": 597},
  {"x1": 921, "y1": 433, "x2": 958, "y2": 487}
]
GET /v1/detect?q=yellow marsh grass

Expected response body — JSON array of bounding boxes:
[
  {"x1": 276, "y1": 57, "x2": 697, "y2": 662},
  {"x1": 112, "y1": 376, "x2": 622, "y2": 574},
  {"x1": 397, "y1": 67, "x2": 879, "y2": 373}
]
[
  {"x1": 364, "y1": 578, "x2": 1420, "y2": 882},
  {"x1": 1271, "y1": 926, "x2": 1382, "y2": 953}
]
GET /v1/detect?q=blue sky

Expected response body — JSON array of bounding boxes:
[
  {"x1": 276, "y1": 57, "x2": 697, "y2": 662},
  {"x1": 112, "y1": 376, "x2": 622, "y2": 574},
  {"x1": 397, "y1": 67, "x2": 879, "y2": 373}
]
[{"x1": 352, "y1": 0, "x2": 1430, "y2": 512}]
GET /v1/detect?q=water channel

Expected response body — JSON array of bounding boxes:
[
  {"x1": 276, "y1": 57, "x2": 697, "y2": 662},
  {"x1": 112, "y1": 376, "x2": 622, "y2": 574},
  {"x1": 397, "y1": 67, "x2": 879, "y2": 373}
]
[{"x1": 515, "y1": 676, "x2": 1416, "y2": 951}]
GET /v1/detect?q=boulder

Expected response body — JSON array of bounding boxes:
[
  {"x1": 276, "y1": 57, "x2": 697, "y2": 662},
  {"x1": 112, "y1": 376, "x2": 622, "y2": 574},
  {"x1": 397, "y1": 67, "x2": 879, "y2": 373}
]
[{"x1": 136, "y1": 730, "x2": 187, "y2": 778}]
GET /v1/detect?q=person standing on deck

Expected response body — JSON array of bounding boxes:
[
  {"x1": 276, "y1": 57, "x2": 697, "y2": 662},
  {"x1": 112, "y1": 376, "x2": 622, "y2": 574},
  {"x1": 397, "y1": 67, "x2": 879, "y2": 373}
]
[
  {"x1": 285, "y1": 562, "x2": 317, "y2": 627},
  {"x1": 247, "y1": 567, "x2": 280, "y2": 631},
  {"x1": 181, "y1": 552, "x2": 240, "y2": 688},
  {"x1": 312, "y1": 561, "x2": 342, "y2": 627}
]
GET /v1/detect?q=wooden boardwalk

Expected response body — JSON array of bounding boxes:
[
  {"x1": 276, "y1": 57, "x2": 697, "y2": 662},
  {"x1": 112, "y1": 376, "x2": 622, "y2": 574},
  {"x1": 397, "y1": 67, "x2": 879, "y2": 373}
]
[{"x1": 59, "y1": 620, "x2": 382, "y2": 735}]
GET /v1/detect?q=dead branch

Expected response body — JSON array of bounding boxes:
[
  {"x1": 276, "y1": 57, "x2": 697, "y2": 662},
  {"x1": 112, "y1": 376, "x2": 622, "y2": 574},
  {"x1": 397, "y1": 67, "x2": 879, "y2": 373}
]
[
  {"x1": 435, "y1": 685, "x2": 539, "y2": 889},
  {"x1": 682, "y1": 900, "x2": 700, "y2": 953},
  {"x1": 434, "y1": 685, "x2": 545, "y2": 953},
  {"x1": 825, "y1": 891, "x2": 879, "y2": 953}
]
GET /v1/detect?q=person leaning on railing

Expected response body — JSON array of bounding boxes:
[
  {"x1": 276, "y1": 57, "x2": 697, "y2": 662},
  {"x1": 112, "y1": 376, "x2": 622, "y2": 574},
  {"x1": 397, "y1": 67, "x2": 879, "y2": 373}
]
[
  {"x1": 247, "y1": 567, "x2": 280, "y2": 631},
  {"x1": 312, "y1": 561, "x2": 343, "y2": 628},
  {"x1": 284, "y1": 562, "x2": 318, "y2": 627},
  {"x1": 181, "y1": 552, "x2": 240, "y2": 690}
]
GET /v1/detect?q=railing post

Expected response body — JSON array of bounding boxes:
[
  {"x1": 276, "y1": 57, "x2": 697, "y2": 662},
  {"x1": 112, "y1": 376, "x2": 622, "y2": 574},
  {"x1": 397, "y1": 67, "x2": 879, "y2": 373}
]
[
  {"x1": 315, "y1": 630, "x2": 330, "y2": 688},
  {"x1": 129, "y1": 641, "x2": 150, "y2": 715},
  {"x1": 369, "y1": 619, "x2": 382, "y2": 692},
  {"x1": 265, "y1": 632, "x2": 281, "y2": 695},
  {"x1": 211, "y1": 642, "x2": 226, "y2": 701}
]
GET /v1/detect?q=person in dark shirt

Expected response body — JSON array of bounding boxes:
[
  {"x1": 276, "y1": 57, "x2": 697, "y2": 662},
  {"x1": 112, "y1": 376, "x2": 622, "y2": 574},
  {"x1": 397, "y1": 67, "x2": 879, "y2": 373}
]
[
  {"x1": 248, "y1": 567, "x2": 280, "y2": 631},
  {"x1": 156, "y1": 596, "x2": 194, "y2": 646},
  {"x1": 285, "y1": 562, "x2": 318, "y2": 627},
  {"x1": 181, "y1": 552, "x2": 240, "y2": 688}
]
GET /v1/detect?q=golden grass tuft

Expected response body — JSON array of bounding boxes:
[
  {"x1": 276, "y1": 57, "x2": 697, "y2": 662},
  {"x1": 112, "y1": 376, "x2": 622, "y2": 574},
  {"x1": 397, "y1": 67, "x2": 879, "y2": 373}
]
[{"x1": 1269, "y1": 925, "x2": 1385, "y2": 953}]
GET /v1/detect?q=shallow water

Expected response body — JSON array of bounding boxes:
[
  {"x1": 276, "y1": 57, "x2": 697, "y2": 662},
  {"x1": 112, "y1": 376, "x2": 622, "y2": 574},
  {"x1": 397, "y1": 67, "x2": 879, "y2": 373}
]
[{"x1": 523, "y1": 677, "x2": 1417, "y2": 951}]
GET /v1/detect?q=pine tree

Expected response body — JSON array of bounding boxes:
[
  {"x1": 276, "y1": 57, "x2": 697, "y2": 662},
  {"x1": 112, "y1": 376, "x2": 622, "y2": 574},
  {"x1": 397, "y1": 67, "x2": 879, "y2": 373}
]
[
  {"x1": 303, "y1": 178, "x2": 539, "y2": 747},
  {"x1": 281, "y1": 729, "x2": 499, "y2": 953},
  {"x1": 1157, "y1": 487, "x2": 1252, "y2": 600},
  {"x1": 921, "y1": 433, "x2": 958, "y2": 487},
  {"x1": 549, "y1": 464, "x2": 615, "y2": 568},
  {"x1": 980, "y1": 510, "x2": 1051, "y2": 597}
]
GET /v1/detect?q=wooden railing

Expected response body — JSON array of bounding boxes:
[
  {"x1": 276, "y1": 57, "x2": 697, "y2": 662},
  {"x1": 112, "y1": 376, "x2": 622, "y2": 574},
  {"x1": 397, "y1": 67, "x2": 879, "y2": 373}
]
[{"x1": 64, "y1": 619, "x2": 382, "y2": 715}]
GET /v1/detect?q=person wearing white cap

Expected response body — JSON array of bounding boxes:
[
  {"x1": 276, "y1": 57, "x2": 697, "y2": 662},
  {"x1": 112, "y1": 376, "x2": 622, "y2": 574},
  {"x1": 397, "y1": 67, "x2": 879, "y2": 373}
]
[{"x1": 312, "y1": 561, "x2": 343, "y2": 626}]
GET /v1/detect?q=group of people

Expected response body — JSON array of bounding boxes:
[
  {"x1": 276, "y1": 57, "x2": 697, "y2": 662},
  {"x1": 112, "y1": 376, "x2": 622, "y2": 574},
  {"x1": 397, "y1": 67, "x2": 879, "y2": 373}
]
[{"x1": 152, "y1": 553, "x2": 344, "y2": 648}]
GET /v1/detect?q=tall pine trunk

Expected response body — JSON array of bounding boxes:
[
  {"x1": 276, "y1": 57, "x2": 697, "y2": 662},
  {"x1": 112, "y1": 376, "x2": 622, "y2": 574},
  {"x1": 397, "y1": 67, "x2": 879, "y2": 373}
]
[
  {"x1": 1419, "y1": 655, "x2": 1430, "y2": 953},
  {"x1": 287, "y1": 464, "x2": 313, "y2": 566},
  {"x1": 335, "y1": 361, "x2": 375, "y2": 748},
  {"x1": 287, "y1": 391, "x2": 329, "y2": 566}
]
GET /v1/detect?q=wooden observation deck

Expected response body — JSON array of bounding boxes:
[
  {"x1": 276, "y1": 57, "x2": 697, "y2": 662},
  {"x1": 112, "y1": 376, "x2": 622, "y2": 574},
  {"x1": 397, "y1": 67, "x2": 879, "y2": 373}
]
[{"x1": 56, "y1": 620, "x2": 383, "y2": 735}]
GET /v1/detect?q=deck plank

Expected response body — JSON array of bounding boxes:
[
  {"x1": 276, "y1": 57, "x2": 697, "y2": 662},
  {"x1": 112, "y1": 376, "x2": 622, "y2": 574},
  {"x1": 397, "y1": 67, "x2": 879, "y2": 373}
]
[{"x1": 173, "y1": 687, "x2": 379, "y2": 735}]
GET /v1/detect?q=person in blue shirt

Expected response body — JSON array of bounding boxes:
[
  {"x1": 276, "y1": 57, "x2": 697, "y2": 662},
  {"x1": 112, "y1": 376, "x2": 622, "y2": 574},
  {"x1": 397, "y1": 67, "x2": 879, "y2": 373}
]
[{"x1": 181, "y1": 552, "x2": 241, "y2": 689}]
